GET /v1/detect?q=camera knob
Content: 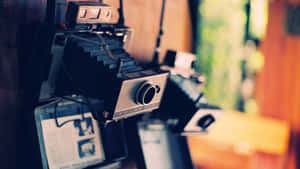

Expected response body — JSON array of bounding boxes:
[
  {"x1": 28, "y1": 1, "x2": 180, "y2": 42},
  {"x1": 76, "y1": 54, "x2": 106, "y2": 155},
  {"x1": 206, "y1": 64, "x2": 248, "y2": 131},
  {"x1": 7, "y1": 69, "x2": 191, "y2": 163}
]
[
  {"x1": 136, "y1": 82, "x2": 157, "y2": 105},
  {"x1": 197, "y1": 114, "x2": 215, "y2": 130}
]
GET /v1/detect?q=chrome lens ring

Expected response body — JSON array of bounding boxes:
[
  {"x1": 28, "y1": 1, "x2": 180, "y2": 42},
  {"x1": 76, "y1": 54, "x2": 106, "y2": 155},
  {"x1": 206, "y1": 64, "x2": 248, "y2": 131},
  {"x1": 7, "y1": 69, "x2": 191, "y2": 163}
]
[{"x1": 136, "y1": 82, "x2": 157, "y2": 105}]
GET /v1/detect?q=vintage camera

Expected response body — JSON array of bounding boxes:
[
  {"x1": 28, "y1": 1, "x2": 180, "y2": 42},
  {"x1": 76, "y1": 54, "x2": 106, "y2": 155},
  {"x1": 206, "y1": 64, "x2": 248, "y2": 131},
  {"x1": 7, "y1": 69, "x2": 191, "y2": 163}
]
[
  {"x1": 41, "y1": 2, "x2": 169, "y2": 123},
  {"x1": 153, "y1": 50, "x2": 222, "y2": 134}
]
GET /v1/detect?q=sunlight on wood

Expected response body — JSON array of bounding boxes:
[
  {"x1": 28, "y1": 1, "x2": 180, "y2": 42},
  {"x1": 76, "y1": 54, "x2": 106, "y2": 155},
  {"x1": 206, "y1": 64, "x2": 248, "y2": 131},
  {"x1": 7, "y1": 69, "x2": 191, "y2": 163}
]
[{"x1": 188, "y1": 111, "x2": 290, "y2": 155}]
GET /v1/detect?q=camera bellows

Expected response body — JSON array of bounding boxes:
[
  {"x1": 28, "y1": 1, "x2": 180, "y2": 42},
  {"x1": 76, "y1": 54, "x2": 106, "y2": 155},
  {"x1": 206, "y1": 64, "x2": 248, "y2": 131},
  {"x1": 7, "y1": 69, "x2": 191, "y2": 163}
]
[{"x1": 65, "y1": 33, "x2": 143, "y2": 74}]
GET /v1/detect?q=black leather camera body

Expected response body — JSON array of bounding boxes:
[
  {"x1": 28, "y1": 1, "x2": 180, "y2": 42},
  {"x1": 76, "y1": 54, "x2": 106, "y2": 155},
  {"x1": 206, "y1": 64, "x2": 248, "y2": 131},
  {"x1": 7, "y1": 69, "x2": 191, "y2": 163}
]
[
  {"x1": 152, "y1": 50, "x2": 222, "y2": 134},
  {"x1": 41, "y1": 2, "x2": 169, "y2": 123}
]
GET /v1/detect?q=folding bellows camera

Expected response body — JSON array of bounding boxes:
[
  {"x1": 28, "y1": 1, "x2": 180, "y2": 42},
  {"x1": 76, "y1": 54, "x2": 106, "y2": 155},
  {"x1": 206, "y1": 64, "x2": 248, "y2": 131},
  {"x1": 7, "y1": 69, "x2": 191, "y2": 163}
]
[{"x1": 46, "y1": 2, "x2": 169, "y2": 123}]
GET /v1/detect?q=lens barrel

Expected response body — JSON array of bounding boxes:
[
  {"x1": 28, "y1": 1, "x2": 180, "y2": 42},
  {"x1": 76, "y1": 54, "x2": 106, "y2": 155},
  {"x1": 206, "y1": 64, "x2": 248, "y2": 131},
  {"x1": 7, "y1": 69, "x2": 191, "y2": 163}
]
[{"x1": 136, "y1": 83, "x2": 157, "y2": 105}]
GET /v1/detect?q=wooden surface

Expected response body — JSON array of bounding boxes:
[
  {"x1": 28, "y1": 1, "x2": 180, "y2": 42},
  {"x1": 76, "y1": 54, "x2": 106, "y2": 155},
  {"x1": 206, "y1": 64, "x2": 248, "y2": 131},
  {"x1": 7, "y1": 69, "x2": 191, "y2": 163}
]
[
  {"x1": 256, "y1": 1, "x2": 300, "y2": 169},
  {"x1": 188, "y1": 111, "x2": 290, "y2": 155},
  {"x1": 188, "y1": 111, "x2": 290, "y2": 169},
  {"x1": 188, "y1": 138, "x2": 252, "y2": 169},
  {"x1": 103, "y1": 0, "x2": 192, "y2": 62}
]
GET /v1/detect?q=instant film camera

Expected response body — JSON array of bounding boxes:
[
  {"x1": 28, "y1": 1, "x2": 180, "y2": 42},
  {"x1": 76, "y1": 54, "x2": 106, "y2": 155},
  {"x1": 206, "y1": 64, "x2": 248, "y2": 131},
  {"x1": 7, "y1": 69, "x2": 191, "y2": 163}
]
[
  {"x1": 34, "y1": 1, "x2": 169, "y2": 168},
  {"x1": 41, "y1": 1, "x2": 169, "y2": 123},
  {"x1": 153, "y1": 50, "x2": 222, "y2": 134}
]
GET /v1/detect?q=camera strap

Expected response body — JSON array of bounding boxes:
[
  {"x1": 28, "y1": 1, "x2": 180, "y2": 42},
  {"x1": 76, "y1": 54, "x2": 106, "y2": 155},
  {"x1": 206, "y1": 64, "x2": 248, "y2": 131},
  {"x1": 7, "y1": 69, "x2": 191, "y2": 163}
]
[
  {"x1": 152, "y1": 0, "x2": 166, "y2": 65},
  {"x1": 118, "y1": 0, "x2": 125, "y2": 26}
]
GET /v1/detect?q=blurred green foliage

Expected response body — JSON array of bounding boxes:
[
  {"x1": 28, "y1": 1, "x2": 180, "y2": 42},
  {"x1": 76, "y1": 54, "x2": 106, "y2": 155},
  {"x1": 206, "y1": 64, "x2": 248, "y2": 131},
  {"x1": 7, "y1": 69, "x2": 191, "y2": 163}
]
[{"x1": 196, "y1": 0, "x2": 247, "y2": 110}]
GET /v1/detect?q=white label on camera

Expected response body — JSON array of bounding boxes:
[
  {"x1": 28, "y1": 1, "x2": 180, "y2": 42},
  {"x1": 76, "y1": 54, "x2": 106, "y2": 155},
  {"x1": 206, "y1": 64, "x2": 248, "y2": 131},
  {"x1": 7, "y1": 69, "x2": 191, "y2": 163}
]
[{"x1": 41, "y1": 113, "x2": 105, "y2": 169}]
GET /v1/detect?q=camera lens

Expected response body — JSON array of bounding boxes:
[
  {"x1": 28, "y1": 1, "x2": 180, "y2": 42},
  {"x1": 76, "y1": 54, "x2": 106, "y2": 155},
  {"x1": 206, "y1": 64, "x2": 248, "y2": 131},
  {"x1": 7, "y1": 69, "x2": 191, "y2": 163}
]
[{"x1": 136, "y1": 83, "x2": 157, "y2": 105}]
